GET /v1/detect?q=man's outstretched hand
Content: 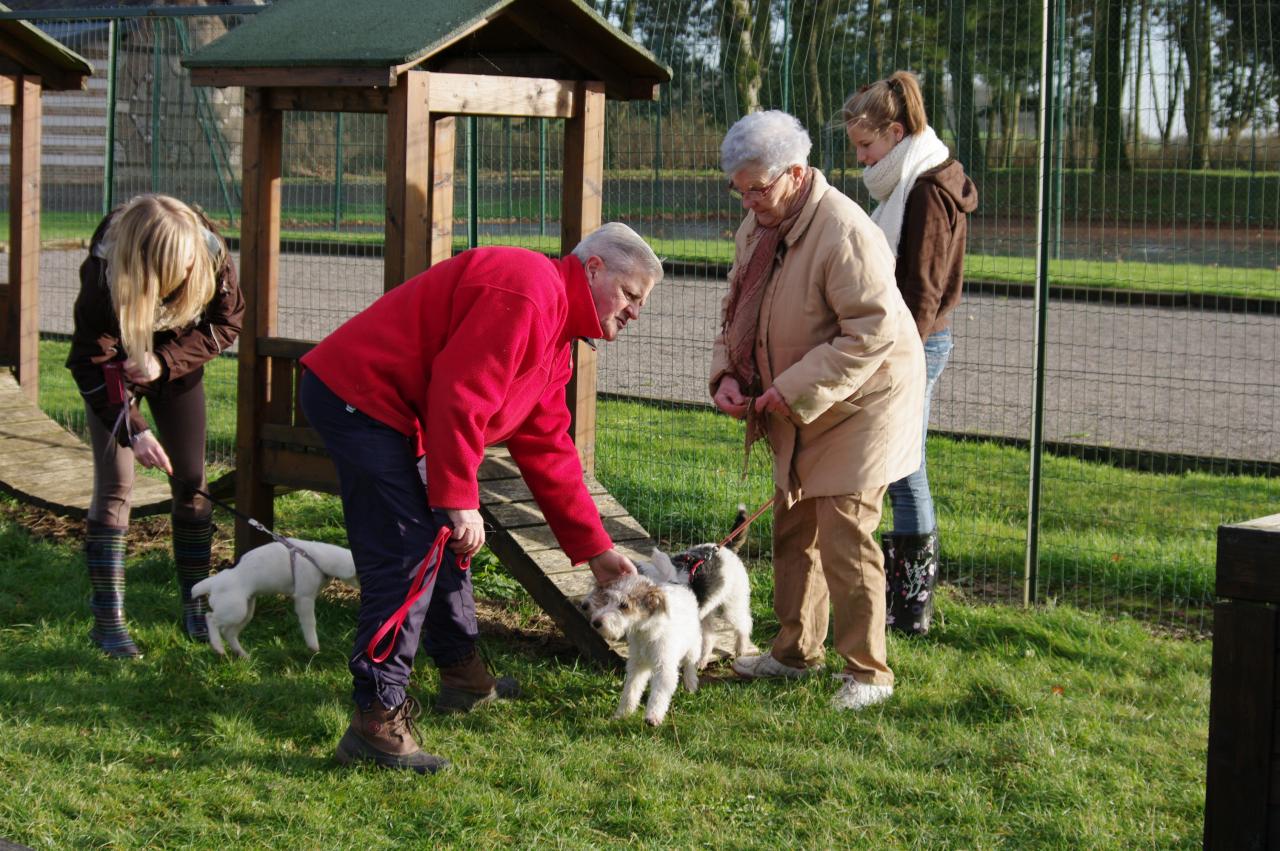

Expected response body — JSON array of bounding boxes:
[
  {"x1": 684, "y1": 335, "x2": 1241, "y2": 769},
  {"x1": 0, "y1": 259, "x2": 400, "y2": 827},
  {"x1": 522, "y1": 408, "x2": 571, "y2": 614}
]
[{"x1": 587, "y1": 549, "x2": 638, "y2": 585}]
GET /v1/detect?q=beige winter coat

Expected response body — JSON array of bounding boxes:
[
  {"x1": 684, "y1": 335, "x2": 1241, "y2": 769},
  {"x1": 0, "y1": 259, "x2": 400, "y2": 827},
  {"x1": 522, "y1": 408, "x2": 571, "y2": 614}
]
[{"x1": 710, "y1": 169, "x2": 926, "y2": 504}]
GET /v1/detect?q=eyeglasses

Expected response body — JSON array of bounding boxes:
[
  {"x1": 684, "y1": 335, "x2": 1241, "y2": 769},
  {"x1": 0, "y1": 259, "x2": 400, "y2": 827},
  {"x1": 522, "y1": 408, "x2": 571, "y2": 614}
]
[{"x1": 727, "y1": 171, "x2": 785, "y2": 202}]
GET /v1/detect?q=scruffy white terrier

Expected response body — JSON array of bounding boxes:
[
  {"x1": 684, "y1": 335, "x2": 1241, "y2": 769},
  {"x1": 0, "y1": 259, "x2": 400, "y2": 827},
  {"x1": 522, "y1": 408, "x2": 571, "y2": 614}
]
[
  {"x1": 643, "y1": 543, "x2": 759, "y2": 669},
  {"x1": 579, "y1": 574, "x2": 702, "y2": 725},
  {"x1": 191, "y1": 539, "x2": 357, "y2": 658}
]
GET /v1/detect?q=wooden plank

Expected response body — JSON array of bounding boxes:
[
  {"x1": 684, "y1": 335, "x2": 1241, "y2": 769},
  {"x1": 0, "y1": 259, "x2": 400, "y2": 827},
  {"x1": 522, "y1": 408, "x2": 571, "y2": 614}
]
[
  {"x1": 1205, "y1": 599, "x2": 1277, "y2": 849},
  {"x1": 256, "y1": 336, "x2": 316, "y2": 360},
  {"x1": 0, "y1": 75, "x2": 16, "y2": 107},
  {"x1": 235, "y1": 87, "x2": 283, "y2": 555},
  {"x1": 189, "y1": 66, "x2": 396, "y2": 89},
  {"x1": 428, "y1": 116, "x2": 455, "y2": 267},
  {"x1": 260, "y1": 423, "x2": 327, "y2": 451},
  {"x1": 6, "y1": 76, "x2": 40, "y2": 401},
  {"x1": 477, "y1": 452, "x2": 522, "y2": 481},
  {"x1": 262, "y1": 447, "x2": 338, "y2": 494},
  {"x1": 1217, "y1": 515, "x2": 1280, "y2": 602},
  {"x1": 385, "y1": 69, "x2": 430, "y2": 293},
  {"x1": 424, "y1": 72, "x2": 576, "y2": 118},
  {"x1": 484, "y1": 527, "x2": 619, "y2": 668},
  {"x1": 561, "y1": 80, "x2": 605, "y2": 475},
  {"x1": 503, "y1": 515, "x2": 652, "y2": 555},
  {"x1": 266, "y1": 86, "x2": 389, "y2": 114}
]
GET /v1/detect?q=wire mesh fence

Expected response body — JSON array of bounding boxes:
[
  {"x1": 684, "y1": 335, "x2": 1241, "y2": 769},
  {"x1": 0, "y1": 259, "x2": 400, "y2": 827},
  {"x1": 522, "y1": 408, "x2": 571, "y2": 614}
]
[{"x1": 2, "y1": 2, "x2": 1277, "y2": 632}]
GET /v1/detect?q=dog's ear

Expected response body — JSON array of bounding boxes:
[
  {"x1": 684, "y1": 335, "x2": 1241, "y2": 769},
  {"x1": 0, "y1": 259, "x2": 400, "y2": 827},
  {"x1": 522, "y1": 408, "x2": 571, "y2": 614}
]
[{"x1": 639, "y1": 583, "x2": 667, "y2": 616}]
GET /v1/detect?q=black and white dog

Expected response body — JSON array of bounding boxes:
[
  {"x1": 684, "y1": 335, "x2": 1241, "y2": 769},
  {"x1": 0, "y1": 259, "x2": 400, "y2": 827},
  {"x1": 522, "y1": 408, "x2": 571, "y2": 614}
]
[{"x1": 638, "y1": 506, "x2": 758, "y2": 669}]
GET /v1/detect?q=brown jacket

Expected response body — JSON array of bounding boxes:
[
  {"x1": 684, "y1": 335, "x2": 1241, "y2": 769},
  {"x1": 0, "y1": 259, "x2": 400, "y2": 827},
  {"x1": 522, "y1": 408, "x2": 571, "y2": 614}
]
[
  {"x1": 710, "y1": 169, "x2": 925, "y2": 503},
  {"x1": 896, "y1": 159, "x2": 978, "y2": 340},
  {"x1": 66, "y1": 208, "x2": 243, "y2": 445}
]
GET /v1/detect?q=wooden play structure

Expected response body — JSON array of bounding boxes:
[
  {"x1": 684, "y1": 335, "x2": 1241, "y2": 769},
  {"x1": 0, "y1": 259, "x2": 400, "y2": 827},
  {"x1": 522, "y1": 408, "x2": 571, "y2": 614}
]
[
  {"x1": 0, "y1": 10, "x2": 172, "y2": 515},
  {"x1": 185, "y1": 0, "x2": 678, "y2": 664},
  {"x1": 0, "y1": 8, "x2": 92, "y2": 401}
]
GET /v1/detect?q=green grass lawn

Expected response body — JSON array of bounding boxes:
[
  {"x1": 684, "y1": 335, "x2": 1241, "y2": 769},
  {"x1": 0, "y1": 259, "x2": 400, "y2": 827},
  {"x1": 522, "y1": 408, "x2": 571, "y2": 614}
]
[
  {"x1": 40, "y1": 338, "x2": 1277, "y2": 627},
  {"x1": 0, "y1": 491, "x2": 1211, "y2": 848},
  {"x1": 11, "y1": 340, "x2": 1245, "y2": 846}
]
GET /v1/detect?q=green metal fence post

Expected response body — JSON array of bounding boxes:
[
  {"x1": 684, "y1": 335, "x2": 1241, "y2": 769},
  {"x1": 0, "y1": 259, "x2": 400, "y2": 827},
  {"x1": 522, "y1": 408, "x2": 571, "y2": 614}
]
[
  {"x1": 467, "y1": 115, "x2": 479, "y2": 249},
  {"x1": 151, "y1": 17, "x2": 162, "y2": 192},
  {"x1": 1026, "y1": 0, "x2": 1059, "y2": 606},
  {"x1": 781, "y1": 0, "x2": 792, "y2": 113},
  {"x1": 102, "y1": 17, "x2": 119, "y2": 214},
  {"x1": 539, "y1": 119, "x2": 547, "y2": 238},
  {"x1": 504, "y1": 117, "x2": 513, "y2": 223},
  {"x1": 333, "y1": 113, "x2": 344, "y2": 230}
]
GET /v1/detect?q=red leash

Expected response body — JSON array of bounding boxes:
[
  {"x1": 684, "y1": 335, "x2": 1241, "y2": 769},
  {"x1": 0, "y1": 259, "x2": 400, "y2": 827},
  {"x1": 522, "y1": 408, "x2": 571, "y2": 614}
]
[
  {"x1": 687, "y1": 496, "x2": 776, "y2": 578},
  {"x1": 366, "y1": 525, "x2": 471, "y2": 664}
]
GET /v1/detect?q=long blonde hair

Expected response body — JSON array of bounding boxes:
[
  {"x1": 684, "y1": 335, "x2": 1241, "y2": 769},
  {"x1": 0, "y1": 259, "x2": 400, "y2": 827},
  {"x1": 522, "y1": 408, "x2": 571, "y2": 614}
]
[
  {"x1": 842, "y1": 70, "x2": 929, "y2": 137},
  {"x1": 106, "y1": 194, "x2": 218, "y2": 363}
]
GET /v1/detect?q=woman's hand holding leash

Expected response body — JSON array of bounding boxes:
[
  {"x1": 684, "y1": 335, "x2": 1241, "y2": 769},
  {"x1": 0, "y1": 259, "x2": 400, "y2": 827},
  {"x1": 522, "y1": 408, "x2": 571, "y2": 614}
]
[
  {"x1": 130, "y1": 429, "x2": 173, "y2": 474},
  {"x1": 445, "y1": 508, "x2": 485, "y2": 558},
  {"x1": 753, "y1": 386, "x2": 793, "y2": 418},
  {"x1": 713, "y1": 376, "x2": 749, "y2": 420}
]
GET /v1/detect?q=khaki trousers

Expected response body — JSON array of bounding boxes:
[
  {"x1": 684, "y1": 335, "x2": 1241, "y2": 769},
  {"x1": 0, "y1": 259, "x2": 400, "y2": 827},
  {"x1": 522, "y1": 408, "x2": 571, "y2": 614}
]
[{"x1": 770, "y1": 486, "x2": 893, "y2": 686}]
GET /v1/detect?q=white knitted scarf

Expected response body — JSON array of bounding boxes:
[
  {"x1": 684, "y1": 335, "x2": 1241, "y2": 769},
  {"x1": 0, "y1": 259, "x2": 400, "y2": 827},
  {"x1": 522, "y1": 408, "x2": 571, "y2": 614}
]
[{"x1": 862, "y1": 125, "x2": 951, "y2": 256}]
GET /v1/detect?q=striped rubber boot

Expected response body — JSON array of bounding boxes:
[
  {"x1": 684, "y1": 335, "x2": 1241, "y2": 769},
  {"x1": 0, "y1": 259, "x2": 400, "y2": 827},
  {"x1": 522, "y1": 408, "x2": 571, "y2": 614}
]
[
  {"x1": 172, "y1": 514, "x2": 213, "y2": 641},
  {"x1": 86, "y1": 522, "x2": 140, "y2": 659}
]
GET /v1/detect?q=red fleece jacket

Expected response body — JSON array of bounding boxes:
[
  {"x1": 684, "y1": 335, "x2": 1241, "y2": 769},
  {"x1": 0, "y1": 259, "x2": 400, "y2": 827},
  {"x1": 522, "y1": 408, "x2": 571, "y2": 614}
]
[{"x1": 302, "y1": 246, "x2": 611, "y2": 563}]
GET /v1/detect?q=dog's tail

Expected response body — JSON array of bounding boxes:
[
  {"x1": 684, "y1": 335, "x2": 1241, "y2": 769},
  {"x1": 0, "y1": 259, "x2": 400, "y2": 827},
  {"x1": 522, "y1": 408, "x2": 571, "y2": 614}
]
[
  {"x1": 725, "y1": 503, "x2": 750, "y2": 553},
  {"x1": 190, "y1": 575, "x2": 215, "y2": 599}
]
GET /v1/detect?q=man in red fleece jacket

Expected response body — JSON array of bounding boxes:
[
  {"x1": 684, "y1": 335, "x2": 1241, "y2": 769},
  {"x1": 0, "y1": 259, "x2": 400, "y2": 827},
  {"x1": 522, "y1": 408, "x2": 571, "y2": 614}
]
[{"x1": 299, "y1": 222, "x2": 663, "y2": 774}]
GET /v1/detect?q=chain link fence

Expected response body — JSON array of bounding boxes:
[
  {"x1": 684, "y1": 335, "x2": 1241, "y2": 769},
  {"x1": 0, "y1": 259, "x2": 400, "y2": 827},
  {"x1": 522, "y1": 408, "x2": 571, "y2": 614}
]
[{"x1": 3, "y1": 2, "x2": 1277, "y2": 631}]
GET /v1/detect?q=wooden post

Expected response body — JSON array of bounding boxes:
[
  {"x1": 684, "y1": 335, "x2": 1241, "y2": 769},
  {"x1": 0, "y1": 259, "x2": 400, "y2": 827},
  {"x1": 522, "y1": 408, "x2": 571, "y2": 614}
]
[
  {"x1": 385, "y1": 70, "x2": 430, "y2": 292},
  {"x1": 428, "y1": 116, "x2": 456, "y2": 267},
  {"x1": 561, "y1": 81, "x2": 605, "y2": 474},
  {"x1": 234, "y1": 87, "x2": 282, "y2": 555},
  {"x1": 1205, "y1": 513, "x2": 1280, "y2": 849},
  {"x1": 6, "y1": 77, "x2": 41, "y2": 402}
]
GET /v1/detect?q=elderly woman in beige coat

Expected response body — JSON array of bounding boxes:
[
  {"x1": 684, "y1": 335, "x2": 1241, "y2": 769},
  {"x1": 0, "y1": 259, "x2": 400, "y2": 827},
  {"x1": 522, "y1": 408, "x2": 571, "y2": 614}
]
[{"x1": 711, "y1": 110, "x2": 925, "y2": 711}]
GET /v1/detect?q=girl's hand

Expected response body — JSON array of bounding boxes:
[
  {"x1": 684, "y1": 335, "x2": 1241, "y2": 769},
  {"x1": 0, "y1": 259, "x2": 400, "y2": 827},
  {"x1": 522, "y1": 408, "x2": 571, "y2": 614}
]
[
  {"x1": 123, "y1": 352, "x2": 162, "y2": 384},
  {"x1": 130, "y1": 430, "x2": 173, "y2": 474}
]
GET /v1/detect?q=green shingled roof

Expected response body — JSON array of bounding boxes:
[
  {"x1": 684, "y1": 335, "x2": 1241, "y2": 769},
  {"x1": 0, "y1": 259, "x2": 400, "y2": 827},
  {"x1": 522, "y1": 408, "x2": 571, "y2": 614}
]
[
  {"x1": 0, "y1": 2, "x2": 93, "y2": 90},
  {"x1": 184, "y1": 0, "x2": 669, "y2": 82}
]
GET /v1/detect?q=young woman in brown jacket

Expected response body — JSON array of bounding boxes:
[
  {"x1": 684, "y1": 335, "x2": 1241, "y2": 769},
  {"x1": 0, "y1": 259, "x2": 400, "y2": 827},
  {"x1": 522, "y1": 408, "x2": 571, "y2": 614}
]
[
  {"x1": 843, "y1": 71, "x2": 979, "y2": 636},
  {"x1": 66, "y1": 194, "x2": 243, "y2": 657}
]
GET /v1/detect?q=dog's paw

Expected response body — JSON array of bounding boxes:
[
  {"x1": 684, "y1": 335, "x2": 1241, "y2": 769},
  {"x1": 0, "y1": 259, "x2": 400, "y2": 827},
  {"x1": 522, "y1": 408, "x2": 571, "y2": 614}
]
[
  {"x1": 697, "y1": 654, "x2": 715, "y2": 670},
  {"x1": 644, "y1": 713, "x2": 665, "y2": 726}
]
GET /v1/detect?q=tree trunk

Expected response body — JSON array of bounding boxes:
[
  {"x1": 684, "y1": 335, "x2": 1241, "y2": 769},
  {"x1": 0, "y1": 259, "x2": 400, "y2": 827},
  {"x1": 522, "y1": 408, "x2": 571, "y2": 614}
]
[
  {"x1": 946, "y1": 0, "x2": 983, "y2": 174},
  {"x1": 720, "y1": 0, "x2": 763, "y2": 115},
  {"x1": 1177, "y1": 0, "x2": 1211, "y2": 169},
  {"x1": 1092, "y1": 0, "x2": 1130, "y2": 171}
]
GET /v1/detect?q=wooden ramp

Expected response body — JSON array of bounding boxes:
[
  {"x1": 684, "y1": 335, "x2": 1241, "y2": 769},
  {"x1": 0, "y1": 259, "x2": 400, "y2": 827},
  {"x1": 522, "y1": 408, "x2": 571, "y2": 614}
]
[
  {"x1": 479, "y1": 445, "x2": 739, "y2": 668},
  {"x1": 0, "y1": 371, "x2": 172, "y2": 517}
]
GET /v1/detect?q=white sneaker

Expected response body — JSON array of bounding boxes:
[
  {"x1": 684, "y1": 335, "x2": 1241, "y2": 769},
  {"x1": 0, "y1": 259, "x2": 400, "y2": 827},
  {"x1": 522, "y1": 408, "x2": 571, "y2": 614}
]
[
  {"x1": 830, "y1": 674, "x2": 893, "y2": 710},
  {"x1": 732, "y1": 653, "x2": 813, "y2": 680}
]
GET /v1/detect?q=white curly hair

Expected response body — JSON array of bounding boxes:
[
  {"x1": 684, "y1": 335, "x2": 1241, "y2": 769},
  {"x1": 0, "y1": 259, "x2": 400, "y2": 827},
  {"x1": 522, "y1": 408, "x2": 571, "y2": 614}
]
[{"x1": 720, "y1": 110, "x2": 812, "y2": 178}]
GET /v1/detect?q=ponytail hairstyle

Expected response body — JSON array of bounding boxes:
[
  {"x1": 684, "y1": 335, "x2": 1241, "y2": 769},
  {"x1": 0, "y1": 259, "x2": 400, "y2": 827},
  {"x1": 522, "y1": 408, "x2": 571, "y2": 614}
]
[
  {"x1": 842, "y1": 70, "x2": 929, "y2": 138},
  {"x1": 105, "y1": 194, "x2": 218, "y2": 364}
]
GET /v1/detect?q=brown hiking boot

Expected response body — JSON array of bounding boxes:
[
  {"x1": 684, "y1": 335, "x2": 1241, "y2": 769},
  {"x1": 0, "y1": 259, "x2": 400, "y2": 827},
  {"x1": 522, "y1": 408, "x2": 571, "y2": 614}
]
[
  {"x1": 434, "y1": 649, "x2": 521, "y2": 714},
  {"x1": 334, "y1": 696, "x2": 449, "y2": 774}
]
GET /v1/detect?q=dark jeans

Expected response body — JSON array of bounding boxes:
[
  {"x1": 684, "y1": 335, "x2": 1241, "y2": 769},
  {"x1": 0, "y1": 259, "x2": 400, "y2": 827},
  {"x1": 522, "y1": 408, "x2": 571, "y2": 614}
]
[{"x1": 299, "y1": 370, "x2": 478, "y2": 711}]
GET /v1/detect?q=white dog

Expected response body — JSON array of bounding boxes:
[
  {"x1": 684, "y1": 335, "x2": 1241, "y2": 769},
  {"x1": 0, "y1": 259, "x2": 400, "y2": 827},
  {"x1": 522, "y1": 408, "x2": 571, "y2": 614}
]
[
  {"x1": 642, "y1": 545, "x2": 758, "y2": 669},
  {"x1": 191, "y1": 539, "x2": 357, "y2": 658},
  {"x1": 579, "y1": 575, "x2": 702, "y2": 725}
]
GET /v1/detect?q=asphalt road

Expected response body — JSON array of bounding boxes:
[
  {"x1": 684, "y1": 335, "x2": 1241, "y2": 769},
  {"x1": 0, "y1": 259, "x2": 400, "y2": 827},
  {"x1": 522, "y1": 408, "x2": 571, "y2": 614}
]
[{"x1": 30, "y1": 248, "x2": 1279, "y2": 464}]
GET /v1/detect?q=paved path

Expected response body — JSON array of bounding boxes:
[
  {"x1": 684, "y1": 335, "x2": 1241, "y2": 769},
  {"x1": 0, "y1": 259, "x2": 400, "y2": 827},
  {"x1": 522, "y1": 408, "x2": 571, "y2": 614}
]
[{"x1": 29, "y1": 248, "x2": 1280, "y2": 464}]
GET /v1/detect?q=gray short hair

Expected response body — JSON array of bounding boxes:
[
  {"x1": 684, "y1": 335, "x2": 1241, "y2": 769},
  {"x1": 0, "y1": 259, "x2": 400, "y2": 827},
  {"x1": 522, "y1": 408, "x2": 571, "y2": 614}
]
[
  {"x1": 720, "y1": 110, "x2": 812, "y2": 177},
  {"x1": 572, "y1": 222, "x2": 664, "y2": 285}
]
